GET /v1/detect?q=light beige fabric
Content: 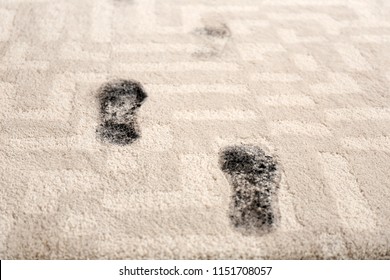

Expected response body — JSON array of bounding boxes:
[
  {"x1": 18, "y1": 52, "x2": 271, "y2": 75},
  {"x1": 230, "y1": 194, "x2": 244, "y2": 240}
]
[{"x1": 1, "y1": 0, "x2": 390, "y2": 259}]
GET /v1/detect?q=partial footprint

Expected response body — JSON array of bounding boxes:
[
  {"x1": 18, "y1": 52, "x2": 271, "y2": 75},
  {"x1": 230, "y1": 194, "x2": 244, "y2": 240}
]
[
  {"x1": 97, "y1": 79, "x2": 147, "y2": 145},
  {"x1": 219, "y1": 145, "x2": 281, "y2": 233},
  {"x1": 193, "y1": 23, "x2": 231, "y2": 38},
  {"x1": 192, "y1": 22, "x2": 231, "y2": 59}
]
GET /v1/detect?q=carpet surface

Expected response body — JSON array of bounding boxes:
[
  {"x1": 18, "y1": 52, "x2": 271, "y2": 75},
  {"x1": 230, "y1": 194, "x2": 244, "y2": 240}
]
[{"x1": 1, "y1": 0, "x2": 390, "y2": 259}]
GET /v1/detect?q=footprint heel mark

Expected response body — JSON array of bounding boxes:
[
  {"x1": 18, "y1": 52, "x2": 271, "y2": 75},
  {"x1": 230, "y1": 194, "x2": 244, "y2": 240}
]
[
  {"x1": 113, "y1": 0, "x2": 134, "y2": 5},
  {"x1": 97, "y1": 79, "x2": 147, "y2": 145},
  {"x1": 219, "y1": 145, "x2": 281, "y2": 233}
]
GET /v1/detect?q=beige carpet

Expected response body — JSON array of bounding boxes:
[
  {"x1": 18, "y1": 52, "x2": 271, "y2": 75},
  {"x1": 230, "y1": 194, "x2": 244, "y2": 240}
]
[{"x1": 1, "y1": 0, "x2": 390, "y2": 259}]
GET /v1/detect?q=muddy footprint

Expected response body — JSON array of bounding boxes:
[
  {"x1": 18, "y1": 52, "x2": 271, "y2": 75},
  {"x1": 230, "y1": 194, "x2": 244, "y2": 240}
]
[
  {"x1": 192, "y1": 22, "x2": 231, "y2": 59},
  {"x1": 219, "y1": 145, "x2": 281, "y2": 233},
  {"x1": 97, "y1": 79, "x2": 147, "y2": 145}
]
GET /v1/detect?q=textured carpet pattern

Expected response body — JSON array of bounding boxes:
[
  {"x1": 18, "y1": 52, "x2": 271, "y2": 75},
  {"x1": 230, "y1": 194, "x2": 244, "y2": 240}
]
[{"x1": 1, "y1": 0, "x2": 390, "y2": 259}]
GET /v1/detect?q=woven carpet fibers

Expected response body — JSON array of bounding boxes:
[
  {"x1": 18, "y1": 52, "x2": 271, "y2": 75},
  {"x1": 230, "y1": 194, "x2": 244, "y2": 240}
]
[{"x1": 1, "y1": 0, "x2": 390, "y2": 259}]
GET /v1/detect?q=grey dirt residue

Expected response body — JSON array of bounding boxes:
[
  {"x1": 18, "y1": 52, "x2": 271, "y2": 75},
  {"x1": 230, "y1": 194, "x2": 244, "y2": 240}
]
[
  {"x1": 96, "y1": 79, "x2": 147, "y2": 145},
  {"x1": 219, "y1": 145, "x2": 281, "y2": 234},
  {"x1": 192, "y1": 23, "x2": 232, "y2": 59},
  {"x1": 193, "y1": 23, "x2": 231, "y2": 38}
]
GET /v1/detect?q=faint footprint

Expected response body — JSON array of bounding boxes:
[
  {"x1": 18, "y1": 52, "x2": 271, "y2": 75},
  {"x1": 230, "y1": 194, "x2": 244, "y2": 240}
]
[
  {"x1": 97, "y1": 79, "x2": 147, "y2": 145},
  {"x1": 219, "y1": 145, "x2": 281, "y2": 233},
  {"x1": 193, "y1": 23, "x2": 231, "y2": 38},
  {"x1": 192, "y1": 22, "x2": 231, "y2": 59}
]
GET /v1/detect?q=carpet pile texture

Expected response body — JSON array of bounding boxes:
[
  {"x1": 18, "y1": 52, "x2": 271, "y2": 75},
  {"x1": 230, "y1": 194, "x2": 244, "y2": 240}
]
[{"x1": 1, "y1": 0, "x2": 390, "y2": 259}]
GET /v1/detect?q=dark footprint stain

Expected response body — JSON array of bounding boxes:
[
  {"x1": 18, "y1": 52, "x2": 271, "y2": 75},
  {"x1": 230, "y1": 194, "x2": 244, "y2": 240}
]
[
  {"x1": 97, "y1": 79, "x2": 147, "y2": 145},
  {"x1": 219, "y1": 145, "x2": 281, "y2": 233}
]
